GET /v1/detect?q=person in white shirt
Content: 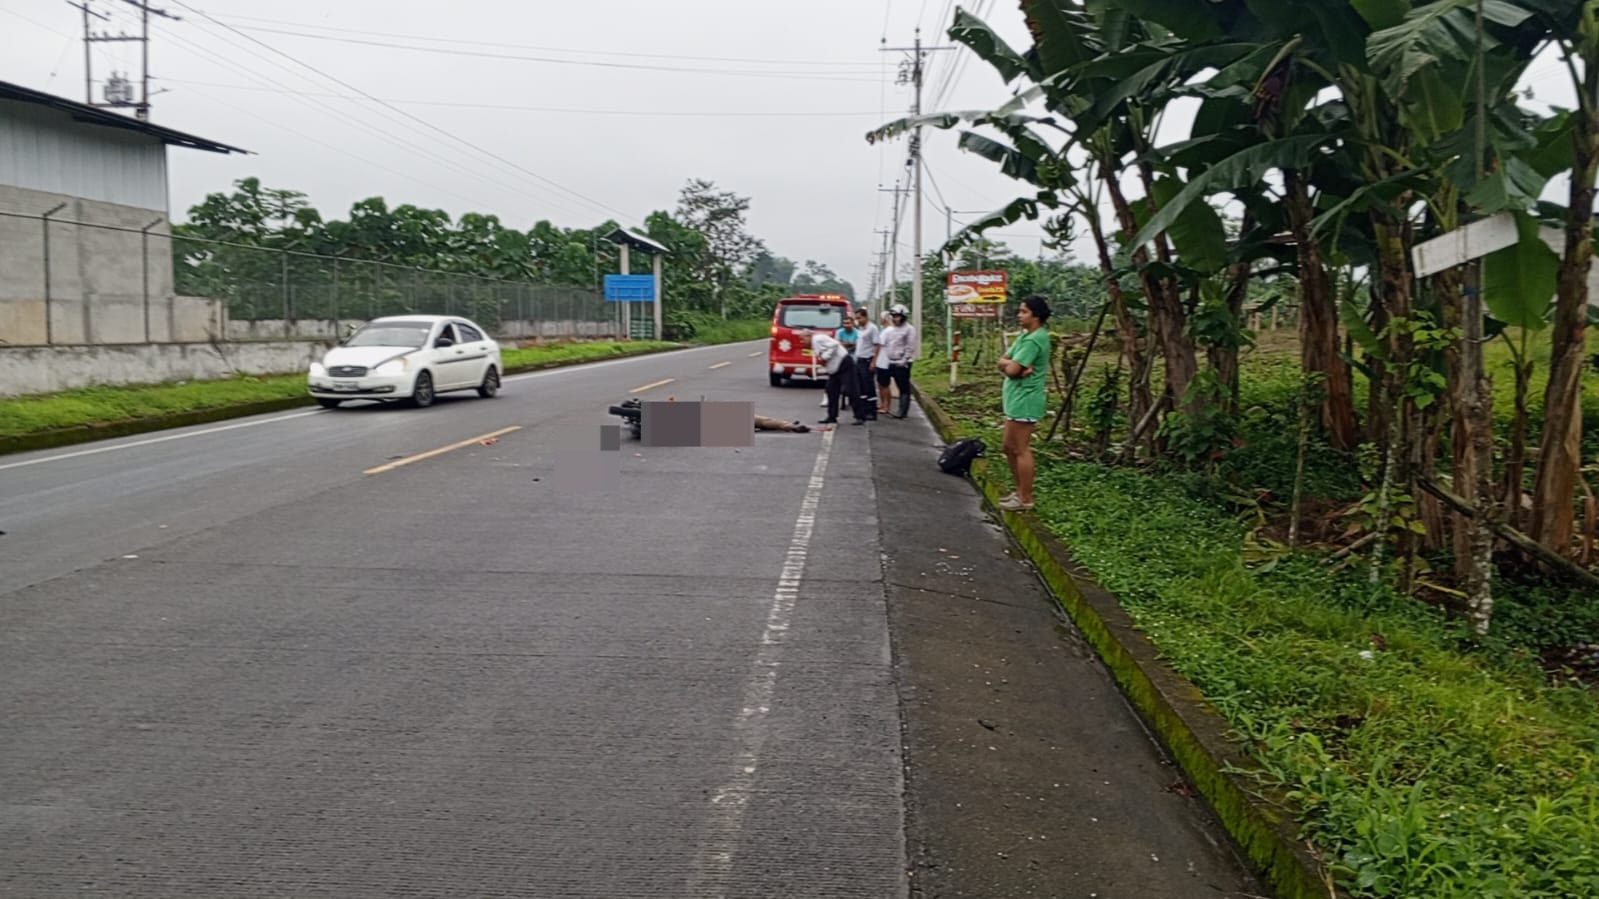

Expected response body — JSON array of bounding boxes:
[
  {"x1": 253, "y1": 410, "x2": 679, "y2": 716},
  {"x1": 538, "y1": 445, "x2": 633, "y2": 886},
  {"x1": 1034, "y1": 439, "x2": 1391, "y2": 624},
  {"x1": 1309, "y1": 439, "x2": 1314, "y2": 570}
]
[
  {"x1": 798, "y1": 330, "x2": 864, "y2": 425},
  {"x1": 875, "y1": 310, "x2": 895, "y2": 416},
  {"x1": 850, "y1": 307, "x2": 881, "y2": 421},
  {"x1": 878, "y1": 304, "x2": 918, "y2": 419}
]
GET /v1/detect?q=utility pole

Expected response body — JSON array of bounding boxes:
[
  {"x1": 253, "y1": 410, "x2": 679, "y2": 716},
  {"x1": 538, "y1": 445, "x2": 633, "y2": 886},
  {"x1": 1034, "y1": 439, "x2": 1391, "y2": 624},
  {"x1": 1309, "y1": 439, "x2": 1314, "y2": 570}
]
[
  {"x1": 69, "y1": 1, "x2": 108, "y2": 104},
  {"x1": 879, "y1": 180, "x2": 910, "y2": 314},
  {"x1": 883, "y1": 30, "x2": 952, "y2": 357},
  {"x1": 872, "y1": 227, "x2": 893, "y2": 313},
  {"x1": 78, "y1": 0, "x2": 179, "y2": 120},
  {"x1": 911, "y1": 31, "x2": 924, "y2": 355}
]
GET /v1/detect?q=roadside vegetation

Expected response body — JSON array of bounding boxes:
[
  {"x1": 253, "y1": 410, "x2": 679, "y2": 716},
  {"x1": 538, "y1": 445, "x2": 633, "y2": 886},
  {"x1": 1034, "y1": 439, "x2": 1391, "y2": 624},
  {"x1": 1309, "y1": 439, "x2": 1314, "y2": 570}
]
[
  {"x1": 920, "y1": 333, "x2": 1599, "y2": 898},
  {"x1": 0, "y1": 336, "x2": 743, "y2": 440},
  {"x1": 0, "y1": 374, "x2": 304, "y2": 439},
  {"x1": 665, "y1": 311, "x2": 771, "y2": 344},
  {"x1": 887, "y1": 1, "x2": 1599, "y2": 893},
  {"x1": 176, "y1": 177, "x2": 855, "y2": 326}
]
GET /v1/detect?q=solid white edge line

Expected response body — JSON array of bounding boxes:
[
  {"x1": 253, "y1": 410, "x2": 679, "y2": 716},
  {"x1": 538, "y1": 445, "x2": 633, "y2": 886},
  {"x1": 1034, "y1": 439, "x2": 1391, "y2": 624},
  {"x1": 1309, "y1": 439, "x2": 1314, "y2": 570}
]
[
  {"x1": 501, "y1": 339, "x2": 764, "y2": 384},
  {"x1": 4, "y1": 340, "x2": 766, "y2": 471},
  {"x1": 0, "y1": 410, "x2": 325, "y2": 473},
  {"x1": 688, "y1": 427, "x2": 835, "y2": 895}
]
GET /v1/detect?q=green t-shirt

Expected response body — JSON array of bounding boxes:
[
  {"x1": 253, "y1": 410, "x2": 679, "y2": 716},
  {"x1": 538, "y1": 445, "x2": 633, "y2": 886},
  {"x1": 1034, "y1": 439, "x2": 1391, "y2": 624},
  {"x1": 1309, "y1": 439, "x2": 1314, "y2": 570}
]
[{"x1": 1001, "y1": 327, "x2": 1051, "y2": 421}]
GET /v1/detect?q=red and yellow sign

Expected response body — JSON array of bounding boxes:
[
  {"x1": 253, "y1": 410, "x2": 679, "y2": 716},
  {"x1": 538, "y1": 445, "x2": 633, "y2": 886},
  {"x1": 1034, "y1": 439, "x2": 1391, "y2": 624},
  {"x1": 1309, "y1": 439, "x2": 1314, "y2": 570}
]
[{"x1": 947, "y1": 270, "x2": 1006, "y2": 318}]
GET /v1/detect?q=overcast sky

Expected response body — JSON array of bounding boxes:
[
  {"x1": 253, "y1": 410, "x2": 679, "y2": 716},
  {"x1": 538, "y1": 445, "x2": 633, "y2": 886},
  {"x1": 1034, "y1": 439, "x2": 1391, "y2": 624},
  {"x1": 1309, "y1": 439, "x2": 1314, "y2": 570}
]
[{"x1": 3, "y1": 0, "x2": 1067, "y2": 294}]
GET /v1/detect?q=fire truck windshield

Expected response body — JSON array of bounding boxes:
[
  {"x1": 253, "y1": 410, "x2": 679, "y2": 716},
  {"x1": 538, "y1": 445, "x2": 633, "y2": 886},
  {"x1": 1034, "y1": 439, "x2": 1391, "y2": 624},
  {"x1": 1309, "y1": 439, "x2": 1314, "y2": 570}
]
[{"x1": 778, "y1": 305, "x2": 845, "y2": 330}]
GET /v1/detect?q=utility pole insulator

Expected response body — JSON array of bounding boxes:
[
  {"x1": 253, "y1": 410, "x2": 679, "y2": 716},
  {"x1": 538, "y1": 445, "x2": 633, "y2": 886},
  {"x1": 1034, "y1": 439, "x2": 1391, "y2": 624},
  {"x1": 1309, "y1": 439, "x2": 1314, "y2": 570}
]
[{"x1": 77, "y1": 0, "x2": 178, "y2": 119}]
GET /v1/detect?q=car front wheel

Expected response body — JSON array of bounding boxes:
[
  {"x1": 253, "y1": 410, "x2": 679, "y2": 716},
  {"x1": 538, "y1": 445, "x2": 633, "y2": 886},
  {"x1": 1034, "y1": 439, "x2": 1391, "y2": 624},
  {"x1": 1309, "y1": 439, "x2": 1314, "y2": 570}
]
[
  {"x1": 316, "y1": 398, "x2": 343, "y2": 409},
  {"x1": 477, "y1": 366, "x2": 500, "y2": 398},
  {"x1": 410, "y1": 371, "x2": 436, "y2": 408}
]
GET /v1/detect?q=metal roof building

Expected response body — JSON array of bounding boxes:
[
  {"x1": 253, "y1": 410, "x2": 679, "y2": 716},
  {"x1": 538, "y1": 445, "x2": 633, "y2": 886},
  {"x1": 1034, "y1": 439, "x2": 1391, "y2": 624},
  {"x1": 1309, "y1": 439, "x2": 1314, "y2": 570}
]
[
  {"x1": 0, "y1": 80, "x2": 248, "y2": 346},
  {"x1": 0, "y1": 79, "x2": 247, "y2": 214}
]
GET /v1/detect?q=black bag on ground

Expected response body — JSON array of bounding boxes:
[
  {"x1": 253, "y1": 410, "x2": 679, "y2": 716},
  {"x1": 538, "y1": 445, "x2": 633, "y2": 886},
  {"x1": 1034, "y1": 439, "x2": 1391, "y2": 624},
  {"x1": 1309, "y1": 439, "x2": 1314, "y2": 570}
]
[{"x1": 937, "y1": 437, "x2": 986, "y2": 476}]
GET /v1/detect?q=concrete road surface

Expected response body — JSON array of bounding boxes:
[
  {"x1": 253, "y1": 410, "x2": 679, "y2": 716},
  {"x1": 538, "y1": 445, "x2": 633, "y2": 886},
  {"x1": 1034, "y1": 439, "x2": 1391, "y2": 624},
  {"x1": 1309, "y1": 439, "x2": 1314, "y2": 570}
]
[{"x1": 0, "y1": 340, "x2": 1263, "y2": 898}]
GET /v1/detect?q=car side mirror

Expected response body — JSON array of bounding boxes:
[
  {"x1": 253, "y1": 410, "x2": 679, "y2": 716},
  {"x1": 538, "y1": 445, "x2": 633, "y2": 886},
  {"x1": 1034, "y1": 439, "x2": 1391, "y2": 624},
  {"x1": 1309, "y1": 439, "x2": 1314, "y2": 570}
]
[{"x1": 435, "y1": 337, "x2": 455, "y2": 348}]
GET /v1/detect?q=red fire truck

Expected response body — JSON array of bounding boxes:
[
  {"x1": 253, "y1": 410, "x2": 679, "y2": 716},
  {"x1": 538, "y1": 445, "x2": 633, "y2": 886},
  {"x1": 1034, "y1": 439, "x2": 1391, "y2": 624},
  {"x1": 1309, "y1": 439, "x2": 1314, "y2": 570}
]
[{"x1": 766, "y1": 293, "x2": 852, "y2": 387}]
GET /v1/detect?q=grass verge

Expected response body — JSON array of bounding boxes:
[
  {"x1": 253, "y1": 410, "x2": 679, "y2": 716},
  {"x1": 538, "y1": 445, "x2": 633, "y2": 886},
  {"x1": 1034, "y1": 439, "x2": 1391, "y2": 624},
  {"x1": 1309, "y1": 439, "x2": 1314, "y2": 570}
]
[
  {"x1": 672, "y1": 313, "x2": 771, "y2": 344},
  {"x1": 0, "y1": 338, "x2": 680, "y2": 444},
  {"x1": 921, "y1": 359, "x2": 1599, "y2": 899}
]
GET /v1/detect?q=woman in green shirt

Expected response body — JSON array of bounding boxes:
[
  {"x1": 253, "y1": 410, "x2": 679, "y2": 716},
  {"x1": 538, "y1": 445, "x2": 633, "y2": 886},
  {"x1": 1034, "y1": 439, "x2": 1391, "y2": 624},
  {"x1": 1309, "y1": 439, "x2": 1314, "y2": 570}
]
[{"x1": 996, "y1": 295, "x2": 1052, "y2": 512}]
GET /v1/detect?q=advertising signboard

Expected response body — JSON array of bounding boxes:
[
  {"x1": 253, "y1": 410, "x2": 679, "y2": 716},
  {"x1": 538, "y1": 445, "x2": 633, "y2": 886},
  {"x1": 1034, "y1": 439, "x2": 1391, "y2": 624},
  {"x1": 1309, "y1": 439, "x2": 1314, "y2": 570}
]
[{"x1": 947, "y1": 270, "x2": 1006, "y2": 318}]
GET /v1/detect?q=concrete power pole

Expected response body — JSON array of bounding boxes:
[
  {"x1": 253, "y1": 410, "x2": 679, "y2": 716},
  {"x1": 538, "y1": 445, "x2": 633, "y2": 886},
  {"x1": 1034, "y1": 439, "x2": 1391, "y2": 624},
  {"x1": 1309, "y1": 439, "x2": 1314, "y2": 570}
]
[
  {"x1": 910, "y1": 31, "x2": 924, "y2": 352},
  {"x1": 879, "y1": 180, "x2": 910, "y2": 314},
  {"x1": 871, "y1": 227, "x2": 893, "y2": 314},
  {"x1": 883, "y1": 31, "x2": 950, "y2": 357}
]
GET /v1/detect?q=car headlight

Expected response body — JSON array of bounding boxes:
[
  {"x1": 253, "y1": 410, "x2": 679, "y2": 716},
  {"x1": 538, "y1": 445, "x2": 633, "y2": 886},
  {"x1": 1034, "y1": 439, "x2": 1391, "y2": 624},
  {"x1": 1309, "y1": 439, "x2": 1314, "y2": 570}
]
[
  {"x1": 373, "y1": 357, "x2": 408, "y2": 376},
  {"x1": 309, "y1": 361, "x2": 326, "y2": 377}
]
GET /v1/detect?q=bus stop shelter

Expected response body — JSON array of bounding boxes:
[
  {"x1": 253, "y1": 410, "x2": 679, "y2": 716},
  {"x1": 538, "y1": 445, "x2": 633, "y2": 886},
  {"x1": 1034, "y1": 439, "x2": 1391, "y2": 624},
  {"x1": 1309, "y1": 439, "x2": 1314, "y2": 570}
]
[{"x1": 604, "y1": 228, "x2": 670, "y2": 340}]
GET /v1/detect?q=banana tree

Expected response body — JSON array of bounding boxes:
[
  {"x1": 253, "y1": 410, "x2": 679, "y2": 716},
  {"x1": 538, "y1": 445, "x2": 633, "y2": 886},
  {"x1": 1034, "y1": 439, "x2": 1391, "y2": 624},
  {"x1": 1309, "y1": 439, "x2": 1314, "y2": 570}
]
[
  {"x1": 1501, "y1": 0, "x2": 1599, "y2": 555},
  {"x1": 867, "y1": 6, "x2": 1165, "y2": 434},
  {"x1": 1116, "y1": 0, "x2": 1375, "y2": 453}
]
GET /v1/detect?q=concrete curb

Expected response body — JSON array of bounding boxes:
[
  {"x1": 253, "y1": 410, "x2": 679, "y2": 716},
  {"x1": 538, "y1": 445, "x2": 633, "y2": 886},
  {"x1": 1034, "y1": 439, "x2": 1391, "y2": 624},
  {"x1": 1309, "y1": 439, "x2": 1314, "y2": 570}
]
[
  {"x1": 0, "y1": 342, "x2": 696, "y2": 458},
  {"x1": 914, "y1": 383, "x2": 1342, "y2": 899}
]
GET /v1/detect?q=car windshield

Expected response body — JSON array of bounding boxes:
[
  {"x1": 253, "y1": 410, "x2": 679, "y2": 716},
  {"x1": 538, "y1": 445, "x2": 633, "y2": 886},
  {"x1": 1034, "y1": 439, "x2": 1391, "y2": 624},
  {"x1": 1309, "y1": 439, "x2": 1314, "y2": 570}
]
[
  {"x1": 779, "y1": 305, "x2": 845, "y2": 329},
  {"x1": 346, "y1": 321, "x2": 433, "y2": 348}
]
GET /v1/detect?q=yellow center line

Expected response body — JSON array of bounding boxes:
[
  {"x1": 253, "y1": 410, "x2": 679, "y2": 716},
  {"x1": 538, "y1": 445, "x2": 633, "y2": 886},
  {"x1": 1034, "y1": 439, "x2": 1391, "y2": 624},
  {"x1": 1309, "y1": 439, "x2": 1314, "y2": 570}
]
[
  {"x1": 629, "y1": 378, "x2": 676, "y2": 393},
  {"x1": 708, "y1": 361, "x2": 731, "y2": 370},
  {"x1": 364, "y1": 426, "x2": 523, "y2": 475}
]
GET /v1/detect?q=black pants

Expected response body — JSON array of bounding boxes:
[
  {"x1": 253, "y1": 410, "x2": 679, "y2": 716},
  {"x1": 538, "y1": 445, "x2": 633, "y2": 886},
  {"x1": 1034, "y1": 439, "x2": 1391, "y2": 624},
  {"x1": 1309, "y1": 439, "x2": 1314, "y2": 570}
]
[
  {"x1": 826, "y1": 357, "x2": 863, "y2": 422},
  {"x1": 889, "y1": 362, "x2": 911, "y2": 397},
  {"x1": 853, "y1": 358, "x2": 877, "y2": 417}
]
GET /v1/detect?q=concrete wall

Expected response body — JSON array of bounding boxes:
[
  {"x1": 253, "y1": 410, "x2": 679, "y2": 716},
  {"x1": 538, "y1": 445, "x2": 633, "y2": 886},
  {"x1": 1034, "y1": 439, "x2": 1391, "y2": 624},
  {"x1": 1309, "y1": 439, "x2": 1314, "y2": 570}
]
[
  {"x1": 0, "y1": 340, "x2": 332, "y2": 397},
  {"x1": 0, "y1": 184, "x2": 203, "y2": 346}
]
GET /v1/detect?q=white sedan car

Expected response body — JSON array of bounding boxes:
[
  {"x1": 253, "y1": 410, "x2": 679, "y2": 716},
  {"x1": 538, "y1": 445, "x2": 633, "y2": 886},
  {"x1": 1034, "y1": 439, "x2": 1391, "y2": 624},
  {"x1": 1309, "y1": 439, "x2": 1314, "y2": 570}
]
[{"x1": 308, "y1": 315, "x2": 503, "y2": 409}]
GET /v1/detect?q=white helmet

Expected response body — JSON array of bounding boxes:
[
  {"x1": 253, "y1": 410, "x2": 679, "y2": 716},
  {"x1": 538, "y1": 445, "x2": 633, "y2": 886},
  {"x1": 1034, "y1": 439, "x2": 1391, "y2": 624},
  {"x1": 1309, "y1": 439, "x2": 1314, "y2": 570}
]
[{"x1": 890, "y1": 304, "x2": 909, "y2": 317}]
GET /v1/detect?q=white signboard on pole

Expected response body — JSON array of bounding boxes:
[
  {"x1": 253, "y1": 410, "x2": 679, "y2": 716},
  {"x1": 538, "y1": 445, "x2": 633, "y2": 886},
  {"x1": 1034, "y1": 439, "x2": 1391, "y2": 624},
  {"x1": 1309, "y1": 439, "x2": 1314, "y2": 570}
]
[{"x1": 1410, "y1": 212, "x2": 1518, "y2": 278}]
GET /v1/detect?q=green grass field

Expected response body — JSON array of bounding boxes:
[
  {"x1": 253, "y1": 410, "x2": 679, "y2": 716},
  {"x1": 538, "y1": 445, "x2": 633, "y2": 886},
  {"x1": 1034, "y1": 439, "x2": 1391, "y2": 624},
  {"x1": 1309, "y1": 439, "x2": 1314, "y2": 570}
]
[
  {"x1": 0, "y1": 339, "x2": 680, "y2": 439},
  {"x1": 919, "y1": 328, "x2": 1599, "y2": 898}
]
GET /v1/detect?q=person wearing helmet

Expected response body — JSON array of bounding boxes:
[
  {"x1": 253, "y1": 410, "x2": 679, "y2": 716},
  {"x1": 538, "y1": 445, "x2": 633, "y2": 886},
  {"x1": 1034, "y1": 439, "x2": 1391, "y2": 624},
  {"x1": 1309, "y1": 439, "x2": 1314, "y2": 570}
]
[
  {"x1": 996, "y1": 295, "x2": 1053, "y2": 511},
  {"x1": 878, "y1": 304, "x2": 918, "y2": 419}
]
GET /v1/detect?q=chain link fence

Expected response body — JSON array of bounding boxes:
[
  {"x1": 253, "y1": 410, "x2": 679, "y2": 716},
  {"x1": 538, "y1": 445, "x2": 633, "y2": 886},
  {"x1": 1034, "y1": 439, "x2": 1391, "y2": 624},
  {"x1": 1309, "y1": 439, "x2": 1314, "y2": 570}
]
[
  {"x1": 171, "y1": 234, "x2": 611, "y2": 334},
  {"x1": 0, "y1": 208, "x2": 620, "y2": 347}
]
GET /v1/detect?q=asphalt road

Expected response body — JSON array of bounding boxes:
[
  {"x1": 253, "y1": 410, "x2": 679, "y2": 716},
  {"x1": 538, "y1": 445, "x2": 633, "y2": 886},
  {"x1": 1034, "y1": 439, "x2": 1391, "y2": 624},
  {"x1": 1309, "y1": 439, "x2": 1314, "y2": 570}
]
[{"x1": 0, "y1": 340, "x2": 1262, "y2": 898}]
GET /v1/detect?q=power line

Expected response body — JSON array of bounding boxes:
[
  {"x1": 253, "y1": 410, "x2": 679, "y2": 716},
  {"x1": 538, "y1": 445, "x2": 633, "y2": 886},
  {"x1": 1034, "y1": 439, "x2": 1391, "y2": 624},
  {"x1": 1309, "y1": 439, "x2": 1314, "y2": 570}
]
[
  {"x1": 921, "y1": 0, "x2": 959, "y2": 107},
  {"x1": 172, "y1": 81, "x2": 522, "y2": 216},
  {"x1": 929, "y1": 0, "x2": 982, "y2": 110},
  {"x1": 158, "y1": 78, "x2": 886, "y2": 117},
  {"x1": 208, "y1": 23, "x2": 886, "y2": 82},
  {"x1": 171, "y1": 2, "x2": 641, "y2": 226},
  {"x1": 151, "y1": 21, "x2": 598, "y2": 221},
  {"x1": 213, "y1": 12, "x2": 880, "y2": 68},
  {"x1": 923, "y1": 162, "x2": 952, "y2": 215}
]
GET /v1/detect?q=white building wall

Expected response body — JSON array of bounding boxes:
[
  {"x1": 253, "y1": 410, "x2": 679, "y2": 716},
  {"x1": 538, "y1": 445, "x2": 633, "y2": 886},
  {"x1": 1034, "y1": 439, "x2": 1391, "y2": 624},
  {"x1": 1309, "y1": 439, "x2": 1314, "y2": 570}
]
[{"x1": 0, "y1": 98, "x2": 168, "y2": 212}]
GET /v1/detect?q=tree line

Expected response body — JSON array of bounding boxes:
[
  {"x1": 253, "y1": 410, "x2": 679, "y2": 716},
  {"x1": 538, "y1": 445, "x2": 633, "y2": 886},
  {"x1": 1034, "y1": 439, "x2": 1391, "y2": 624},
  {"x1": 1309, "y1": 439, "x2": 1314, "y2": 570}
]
[{"x1": 171, "y1": 176, "x2": 857, "y2": 329}]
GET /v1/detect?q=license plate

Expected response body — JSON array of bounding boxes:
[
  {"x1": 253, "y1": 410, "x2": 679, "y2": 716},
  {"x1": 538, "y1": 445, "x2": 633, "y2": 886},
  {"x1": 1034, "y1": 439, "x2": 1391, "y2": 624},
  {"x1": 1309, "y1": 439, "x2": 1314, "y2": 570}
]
[{"x1": 333, "y1": 380, "x2": 358, "y2": 391}]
